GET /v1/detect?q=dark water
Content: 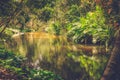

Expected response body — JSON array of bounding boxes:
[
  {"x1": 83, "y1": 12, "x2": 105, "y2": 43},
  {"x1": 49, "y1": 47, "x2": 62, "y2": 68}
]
[{"x1": 6, "y1": 32, "x2": 109, "y2": 80}]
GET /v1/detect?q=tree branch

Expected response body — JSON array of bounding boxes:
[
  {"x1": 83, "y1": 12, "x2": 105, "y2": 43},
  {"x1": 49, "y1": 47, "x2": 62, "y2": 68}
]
[{"x1": 0, "y1": 0, "x2": 24, "y2": 36}]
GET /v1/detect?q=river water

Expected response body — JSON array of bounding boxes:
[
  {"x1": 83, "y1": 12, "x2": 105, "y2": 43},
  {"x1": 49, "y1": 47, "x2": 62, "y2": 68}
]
[{"x1": 7, "y1": 32, "x2": 109, "y2": 80}]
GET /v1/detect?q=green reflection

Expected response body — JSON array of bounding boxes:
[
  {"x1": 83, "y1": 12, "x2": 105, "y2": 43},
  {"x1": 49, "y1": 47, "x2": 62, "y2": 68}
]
[
  {"x1": 8, "y1": 32, "x2": 109, "y2": 80},
  {"x1": 67, "y1": 52, "x2": 109, "y2": 80}
]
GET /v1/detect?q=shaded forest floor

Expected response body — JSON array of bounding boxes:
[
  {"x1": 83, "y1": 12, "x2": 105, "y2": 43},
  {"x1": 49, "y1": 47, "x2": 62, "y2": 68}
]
[{"x1": 0, "y1": 66, "x2": 17, "y2": 80}]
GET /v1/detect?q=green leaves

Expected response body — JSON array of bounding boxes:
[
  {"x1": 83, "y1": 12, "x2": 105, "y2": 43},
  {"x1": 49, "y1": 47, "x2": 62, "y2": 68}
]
[
  {"x1": 32, "y1": 69, "x2": 63, "y2": 80},
  {"x1": 67, "y1": 6, "x2": 110, "y2": 44},
  {"x1": 0, "y1": 48, "x2": 63, "y2": 80},
  {"x1": 65, "y1": 5, "x2": 80, "y2": 22},
  {"x1": 27, "y1": 0, "x2": 56, "y2": 9},
  {"x1": 0, "y1": 49, "x2": 14, "y2": 59},
  {"x1": 39, "y1": 7, "x2": 54, "y2": 22},
  {"x1": 45, "y1": 21, "x2": 61, "y2": 35}
]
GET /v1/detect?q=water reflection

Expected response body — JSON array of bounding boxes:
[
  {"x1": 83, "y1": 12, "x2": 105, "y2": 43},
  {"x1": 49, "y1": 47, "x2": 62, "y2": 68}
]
[{"x1": 8, "y1": 32, "x2": 109, "y2": 80}]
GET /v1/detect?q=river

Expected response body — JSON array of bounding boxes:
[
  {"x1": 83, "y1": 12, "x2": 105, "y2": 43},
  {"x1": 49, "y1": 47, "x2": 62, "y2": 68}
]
[{"x1": 6, "y1": 32, "x2": 109, "y2": 80}]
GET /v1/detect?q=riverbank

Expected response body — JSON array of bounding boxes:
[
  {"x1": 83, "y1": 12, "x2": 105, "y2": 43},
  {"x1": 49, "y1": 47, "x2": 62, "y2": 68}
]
[
  {"x1": 0, "y1": 48, "x2": 63, "y2": 80},
  {"x1": 0, "y1": 66, "x2": 18, "y2": 79}
]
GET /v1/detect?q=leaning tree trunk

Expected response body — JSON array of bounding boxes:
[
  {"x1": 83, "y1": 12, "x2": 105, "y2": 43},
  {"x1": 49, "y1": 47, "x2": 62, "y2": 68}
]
[{"x1": 101, "y1": 29, "x2": 120, "y2": 80}]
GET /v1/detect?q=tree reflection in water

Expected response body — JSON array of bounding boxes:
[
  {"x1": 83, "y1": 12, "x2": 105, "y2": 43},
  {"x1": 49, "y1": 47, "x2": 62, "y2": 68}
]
[{"x1": 8, "y1": 32, "x2": 109, "y2": 80}]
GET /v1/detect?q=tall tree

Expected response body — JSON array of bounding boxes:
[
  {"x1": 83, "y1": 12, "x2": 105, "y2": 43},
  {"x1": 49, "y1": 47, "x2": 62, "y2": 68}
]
[{"x1": 98, "y1": 0, "x2": 120, "y2": 80}]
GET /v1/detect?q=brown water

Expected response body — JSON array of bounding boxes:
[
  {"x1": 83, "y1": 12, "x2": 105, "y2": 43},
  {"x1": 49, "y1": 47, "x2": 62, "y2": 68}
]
[{"x1": 7, "y1": 32, "x2": 109, "y2": 80}]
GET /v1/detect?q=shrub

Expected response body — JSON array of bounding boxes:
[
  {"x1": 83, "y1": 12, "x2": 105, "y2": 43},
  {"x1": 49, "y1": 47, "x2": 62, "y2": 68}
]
[
  {"x1": 45, "y1": 21, "x2": 61, "y2": 35},
  {"x1": 39, "y1": 7, "x2": 54, "y2": 22},
  {"x1": 67, "y1": 6, "x2": 111, "y2": 45},
  {"x1": 0, "y1": 49, "x2": 63, "y2": 80}
]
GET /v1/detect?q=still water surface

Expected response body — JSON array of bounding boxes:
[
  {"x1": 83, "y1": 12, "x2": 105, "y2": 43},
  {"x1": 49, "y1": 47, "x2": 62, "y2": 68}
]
[{"x1": 7, "y1": 32, "x2": 109, "y2": 80}]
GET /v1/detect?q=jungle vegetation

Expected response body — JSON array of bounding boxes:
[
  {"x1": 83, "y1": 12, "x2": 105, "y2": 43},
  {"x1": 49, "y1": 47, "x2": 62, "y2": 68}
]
[{"x1": 0, "y1": 0, "x2": 120, "y2": 80}]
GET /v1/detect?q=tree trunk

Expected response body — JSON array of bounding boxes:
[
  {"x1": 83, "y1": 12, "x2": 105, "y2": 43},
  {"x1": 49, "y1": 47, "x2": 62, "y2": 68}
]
[{"x1": 101, "y1": 29, "x2": 120, "y2": 80}]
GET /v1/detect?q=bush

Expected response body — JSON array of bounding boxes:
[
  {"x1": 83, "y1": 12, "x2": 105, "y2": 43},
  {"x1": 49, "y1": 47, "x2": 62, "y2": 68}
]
[
  {"x1": 67, "y1": 6, "x2": 111, "y2": 45},
  {"x1": 39, "y1": 7, "x2": 54, "y2": 22},
  {"x1": 45, "y1": 21, "x2": 61, "y2": 35},
  {"x1": 65, "y1": 5, "x2": 80, "y2": 22},
  {"x1": 0, "y1": 48, "x2": 63, "y2": 80}
]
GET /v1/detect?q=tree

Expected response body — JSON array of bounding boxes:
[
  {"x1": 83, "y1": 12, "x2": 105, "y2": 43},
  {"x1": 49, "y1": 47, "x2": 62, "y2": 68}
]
[
  {"x1": 0, "y1": 0, "x2": 25, "y2": 35},
  {"x1": 101, "y1": 29, "x2": 120, "y2": 80},
  {"x1": 99, "y1": 0, "x2": 120, "y2": 80}
]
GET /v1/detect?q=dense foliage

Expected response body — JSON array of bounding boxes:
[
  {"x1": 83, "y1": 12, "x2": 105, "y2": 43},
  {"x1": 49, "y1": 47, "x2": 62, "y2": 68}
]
[
  {"x1": 0, "y1": 48, "x2": 63, "y2": 80},
  {"x1": 0, "y1": 0, "x2": 114, "y2": 46},
  {"x1": 0, "y1": 0, "x2": 119, "y2": 80},
  {"x1": 67, "y1": 6, "x2": 110, "y2": 44}
]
